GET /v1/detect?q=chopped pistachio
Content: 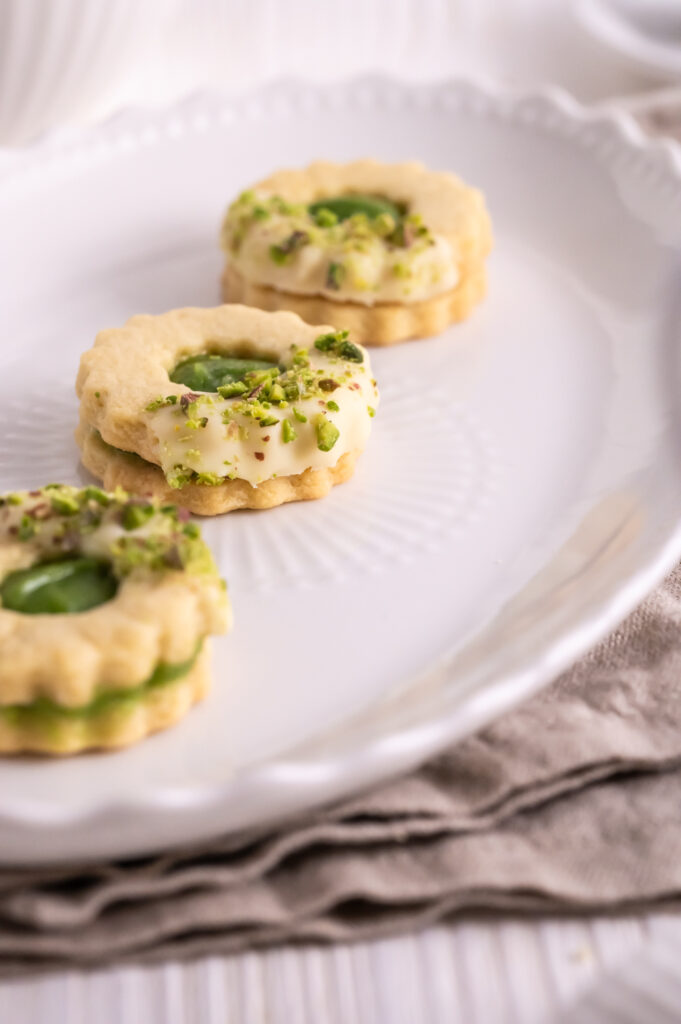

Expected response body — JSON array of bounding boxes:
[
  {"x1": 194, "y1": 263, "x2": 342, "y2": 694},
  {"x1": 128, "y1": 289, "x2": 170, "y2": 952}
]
[
  {"x1": 269, "y1": 229, "x2": 309, "y2": 265},
  {"x1": 194, "y1": 472, "x2": 222, "y2": 486},
  {"x1": 217, "y1": 380, "x2": 248, "y2": 398},
  {"x1": 292, "y1": 347, "x2": 310, "y2": 367},
  {"x1": 326, "y1": 400, "x2": 340, "y2": 412},
  {"x1": 168, "y1": 466, "x2": 193, "y2": 490},
  {"x1": 282, "y1": 419, "x2": 297, "y2": 444},
  {"x1": 314, "y1": 330, "x2": 346, "y2": 352},
  {"x1": 392, "y1": 261, "x2": 411, "y2": 279},
  {"x1": 315, "y1": 414, "x2": 340, "y2": 452},
  {"x1": 282, "y1": 378, "x2": 301, "y2": 402},
  {"x1": 146, "y1": 395, "x2": 179, "y2": 412},
  {"x1": 326, "y1": 261, "x2": 345, "y2": 290},
  {"x1": 313, "y1": 207, "x2": 339, "y2": 227},
  {"x1": 272, "y1": 196, "x2": 300, "y2": 216},
  {"x1": 18, "y1": 515, "x2": 37, "y2": 540},
  {"x1": 292, "y1": 407, "x2": 307, "y2": 423},
  {"x1": 373, "y1": 212, "x2": 396, "y2": 237},
  {"x1": 258, "y1": 415, "x2": 279, "y2": 427},
  {"x1": 50, "y1": 492, "x2": 80, "y2": 515},
  {"x1": 122, "y1": 503, "x2": 155, "y2": 531},
  {"x1": 180, "y1": 393, "x2": 205, "y2": 415},
  {"x1": 314, "y1": 330, "x2": 364, "y2": 364},
  {"x1": 368, "y1": 406, "x2": 376, "y2": 418},
  {"x1": 83, "y1": 486, "x2": 110, "y2": 506}
]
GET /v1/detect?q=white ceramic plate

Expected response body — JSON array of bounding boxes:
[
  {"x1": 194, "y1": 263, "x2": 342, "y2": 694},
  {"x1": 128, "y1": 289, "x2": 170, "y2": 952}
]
[
  {"x1": 577, "y1": 0, "x2": 681, "y2": 81},
  {"x1": 1, "y1": 78, "x2": 681, "y2": 865}
]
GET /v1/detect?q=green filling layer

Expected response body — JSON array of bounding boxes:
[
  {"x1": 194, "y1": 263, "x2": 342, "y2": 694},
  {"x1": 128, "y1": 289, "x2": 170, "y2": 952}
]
[
  {"x1": 1, "y1": 642, "x2": 202, "y2": 729},
  {"x1": 96, "y1": 432, "x2": 149, "y2": 468},
  {"x1": 1, "y1": 558, "x2": 118, "y2": 615},
  {"x1": 170, "y1": 353, "x2": 279, "y2": 393},
  {"x1": 308, "y1": 194, "x2": 404, "y2": 223}
]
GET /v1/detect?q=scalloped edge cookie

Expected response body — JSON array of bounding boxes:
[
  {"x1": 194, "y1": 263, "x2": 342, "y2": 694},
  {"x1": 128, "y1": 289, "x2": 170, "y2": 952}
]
[
  {"x1": 220, "y1": 159, "x2": 492, "y2": 344},
  {"x1": 0, "y1": 486, "x2": 230, "y2": 709},
  {"x1": 76, "y1": 420, "x2": 359, "y2": 516},
  {"x1": 0, "y1": 642, "x2": 211, "y2": 755},
  {"x1": 221, "y1": 262, "x2": 487, "y2": 346},
  {"x1": 76, "y1": 304, "x2": 375, "y2": 513}
]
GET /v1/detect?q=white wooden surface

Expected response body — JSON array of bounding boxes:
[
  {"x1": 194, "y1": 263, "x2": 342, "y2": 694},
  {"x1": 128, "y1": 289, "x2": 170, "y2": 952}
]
[
  {"x1": 1, "y1": 915, "x2": 680, "y2": 1023},
  {"x1": 1, "y1": 2, "x2": 678, "y2": 1020}
]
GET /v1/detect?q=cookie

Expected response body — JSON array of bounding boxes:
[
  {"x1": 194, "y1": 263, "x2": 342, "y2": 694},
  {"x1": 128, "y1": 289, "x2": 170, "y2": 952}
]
[
  {"x1": 0, "y1": 485, "x2": 230, "y2": 754},
  {"x1": 76, "y1": 304, "x2": 378, "y2": 515},
  {"x1": 220, "y1": 159, "x2": 492, "y2": 344}
]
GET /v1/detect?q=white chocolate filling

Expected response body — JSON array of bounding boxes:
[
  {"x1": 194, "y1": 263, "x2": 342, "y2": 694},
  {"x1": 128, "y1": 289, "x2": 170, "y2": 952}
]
[
  {"x1": 225, "y1": 196, "x2": 458, "y2": 306},
  {"x1": 0, "y1": 510, "x2": 157, "y2": 577},
  {"x1": 149, "y1": 342, "x2": 378, "y2": 487}
]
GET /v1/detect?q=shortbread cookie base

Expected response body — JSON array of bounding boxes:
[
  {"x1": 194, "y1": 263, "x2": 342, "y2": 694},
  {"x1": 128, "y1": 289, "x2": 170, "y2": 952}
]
[
  {"x1": 76, "y1": 305, "x2": 375, "y2": 491},
  {"x1": 0, "y1": 643, "x2": 211, "y2": 756},
  {"x1": 221, "y1": 263, "x2": 487, "y2": 345},
  {"x1": 76, "y1": 422, "x2": 360, "y2": 516}
]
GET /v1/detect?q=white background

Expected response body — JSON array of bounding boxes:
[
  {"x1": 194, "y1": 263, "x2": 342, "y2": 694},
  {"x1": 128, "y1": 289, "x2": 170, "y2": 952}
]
[{"x1": 0, "y1": 0, "x2": 663, "y2": 147}]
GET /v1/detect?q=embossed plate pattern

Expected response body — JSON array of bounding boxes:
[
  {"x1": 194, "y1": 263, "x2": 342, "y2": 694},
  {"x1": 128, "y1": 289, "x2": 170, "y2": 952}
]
[{"x1": 0, "y1": 79, "x2": 680, "y2": 863}]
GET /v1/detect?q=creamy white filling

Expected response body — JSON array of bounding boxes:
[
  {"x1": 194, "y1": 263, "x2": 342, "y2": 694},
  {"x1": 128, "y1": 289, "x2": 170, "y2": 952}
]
[
  {"x1": 149, "y1": 347, "x2": 378, "y2": 488},
  {"x1": 0, "y1": 502, "x2": 163, "y2": 571},
  {"x1": 80, "y1": 521, "x2": 156, "y2": 561},
  {"x1": 229, "y1": 209, "x2": 458, "y2": 306}
]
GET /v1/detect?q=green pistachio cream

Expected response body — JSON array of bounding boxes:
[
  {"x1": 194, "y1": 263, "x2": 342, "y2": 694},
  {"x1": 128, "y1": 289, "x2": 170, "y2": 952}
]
[
  {"x1": 170, "y1": 353, "x2": 279, "y2": 393},
  {"x1": 1, "y1": 557, "x2": 118, "y2": 615},
  {"x1": 308, "y1": 194, "x2": 404, "y2": 223},
  {"x1": 223, "y1": 186, "x2": 450, "y2": 307}
]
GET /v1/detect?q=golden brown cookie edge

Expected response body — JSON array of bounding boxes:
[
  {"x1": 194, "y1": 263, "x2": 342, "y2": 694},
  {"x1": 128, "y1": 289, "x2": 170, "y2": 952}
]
[{"x1": 221, "y1": 263, "x2": 487, "y2": 345}]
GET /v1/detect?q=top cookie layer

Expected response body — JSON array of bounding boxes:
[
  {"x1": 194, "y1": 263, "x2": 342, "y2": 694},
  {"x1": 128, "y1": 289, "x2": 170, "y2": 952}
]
[
  {"x1": 221, "y1": 160, "x2": 491, "y2": 307},
  {"x1": 77, "y1": 304, "x2": 377, "y2": 490}
]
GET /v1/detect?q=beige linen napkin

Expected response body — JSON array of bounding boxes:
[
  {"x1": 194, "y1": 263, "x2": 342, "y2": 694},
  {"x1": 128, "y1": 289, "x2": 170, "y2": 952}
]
[{"x1": 0, "y1": 564, "x2": 679, "y2": 976}]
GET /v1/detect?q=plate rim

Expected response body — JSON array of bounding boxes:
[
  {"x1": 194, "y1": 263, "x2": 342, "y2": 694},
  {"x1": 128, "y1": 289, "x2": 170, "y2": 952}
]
[{"x1": 2, "y1": 75, "x2": 681, "y2": 863}]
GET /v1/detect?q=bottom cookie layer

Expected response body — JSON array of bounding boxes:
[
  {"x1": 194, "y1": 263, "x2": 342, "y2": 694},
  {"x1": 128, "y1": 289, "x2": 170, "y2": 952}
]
[
  {"x1": 75, "y1": 423, "x2": 360, "y2": 516},
  {"x1": 221, "y1": 263, "x2": 487, "y2": 345},
  {"x1": 0, "y1": 644, "x2": 211, "y2": 756}
]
